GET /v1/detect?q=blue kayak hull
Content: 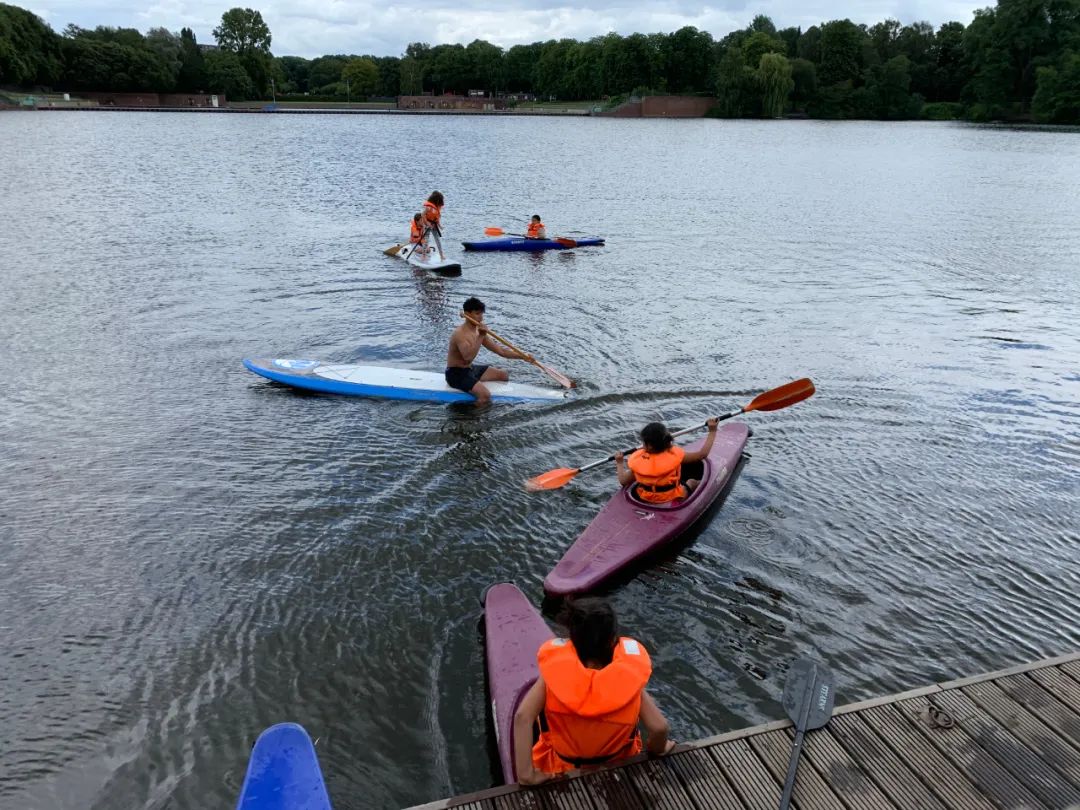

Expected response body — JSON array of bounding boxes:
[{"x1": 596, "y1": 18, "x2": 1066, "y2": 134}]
[
  {"x1": 461, "y1": 237, "x2": 605, "y2": 252},
  {"x1": 236, "y1": 723, "x2": 332, "y2": 809}
]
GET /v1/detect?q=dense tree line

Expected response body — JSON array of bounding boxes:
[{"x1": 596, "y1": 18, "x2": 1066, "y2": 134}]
[{"x1": 2, "y1": 0, "x2": 1078, "y2": 121}]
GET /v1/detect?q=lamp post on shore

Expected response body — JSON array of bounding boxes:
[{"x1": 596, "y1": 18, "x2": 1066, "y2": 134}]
[
  {"x1": 346, "y1": 78, "x2": 350, "y2": 106},
  {"x1": 271, "y1": 77, "x2": 276, "y2": 103}
]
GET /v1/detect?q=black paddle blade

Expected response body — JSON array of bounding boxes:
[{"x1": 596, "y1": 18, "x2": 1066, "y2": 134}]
[{"x1": 782, "y1": 658, "x2": 835, "y2": 731}]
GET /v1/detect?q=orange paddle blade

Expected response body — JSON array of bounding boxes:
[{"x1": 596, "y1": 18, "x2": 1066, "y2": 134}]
[
  {"x1": 484, "y1": 227, "x2": 506, "y2": 236},
  {"x1": 525, "y1": 467, "x2": 581, "y2": 492},
  {"x1": 744, "y1": 378, "x2": 815, "y2": 412}
]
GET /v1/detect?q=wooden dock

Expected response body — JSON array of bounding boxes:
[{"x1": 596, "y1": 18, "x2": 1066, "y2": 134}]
[{"x1": 407, "y1": 650, "x2": 1080, "y2": 809}]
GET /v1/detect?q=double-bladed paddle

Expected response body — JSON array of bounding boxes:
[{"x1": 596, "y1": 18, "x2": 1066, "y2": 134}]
[
  {"x1": 461, "y1": 313, "x2": 575, "y2": 389},
  {"x1": 484, "y1": 226, "x2": 578, "y2": 248},
  {"x1": 778, "y1": 657, "x2": 835, "y2": 810},
  {"x1": 524, "y1": 378, "x2": 815, "y2": 492}
]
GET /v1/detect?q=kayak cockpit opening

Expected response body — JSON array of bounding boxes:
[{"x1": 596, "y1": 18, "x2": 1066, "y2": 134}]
[{"x1": 627, "y1": 459, "x2": 710, "y2": 509}]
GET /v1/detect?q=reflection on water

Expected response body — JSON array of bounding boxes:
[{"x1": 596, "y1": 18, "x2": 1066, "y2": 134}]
[{"x1": 0, "y1": 113, "x2": 1079, "y2": 809}]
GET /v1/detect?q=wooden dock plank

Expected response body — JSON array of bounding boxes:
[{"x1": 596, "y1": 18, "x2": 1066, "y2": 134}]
[
  {"x1": 748, "y1": 729, "x2": 846, "y2": 810},
  {"x1": 536, "y1": 776, "x2": 595, "y2": 810},
  {"x1": 860, "y1": 702, "x2": 998, "y2": 809},
  {"x1": 1059, "y1": 660, "x2": 1080, "y2": 684},
  {"x1": 709, "y1": 737, "x2": 784, "y2": 809},
  {"x1": 664, "y1": 748, "x2": 747, "y2": 810},
  {"x1": 1022, "y1": 668, "x2": 1080, "y2": 750},
  {"x1": 623, "y1": 757, "x2": 697, "y2": 810},
  {"x1": 794, "y1": 725, "x2": 898, "y2": 809},
  {"x1": 561, "y1": 767, "x2": 638, "y2": 808},
  {"x1": 829, "y1": 712, "x2": 948, "y2": 810},
  {"x1": 965, "y1": 676, "x2": 1080, "y2": 782},
  {"x1": 893, "y1": 695, "x2": 1048, "y2": 810},
  {"x1": 933, "y1": 686, "x2": 1080, "y2": 807},
  {"x1": 493, "y1": 790, "x2": 539, "y2": 810}
]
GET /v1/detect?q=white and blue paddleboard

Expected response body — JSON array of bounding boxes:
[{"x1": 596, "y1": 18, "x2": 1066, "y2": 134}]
[
  {"x1": 236, "y1": 723, "x2": 332, "y2": 810},
  {"x1": 243, "y1": 358, "x2": 567, "y2": 404}
]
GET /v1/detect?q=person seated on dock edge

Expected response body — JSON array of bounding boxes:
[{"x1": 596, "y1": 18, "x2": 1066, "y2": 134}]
[
  {"x1": 615, "y1": 418, "x2": 718, "y2": 503},
  {"x1": 525, "y1": 215, "x2": 546, "y2": 239},
  {"x1": 513, "y1": 597, "x2": 675, "y2": 785}
]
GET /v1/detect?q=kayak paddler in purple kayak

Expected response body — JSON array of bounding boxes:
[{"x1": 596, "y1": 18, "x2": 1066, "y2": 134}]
[
  {"x1": 615, "y1": 418, "x2": 720, "y2": 503},
  {"x1": 512, "y1": 597, "x2": 676, "y2": 785}
]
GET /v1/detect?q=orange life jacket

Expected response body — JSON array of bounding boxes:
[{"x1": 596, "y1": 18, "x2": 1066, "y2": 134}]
[
  {"x1": 526, "y1": 220, "x2": 545, "y2": 238},
  {"x1": 531, "y1": 637, "x2": 651, "y2": 774},
  {"x1": 410, "y1": 219, "x2": 423, "y2": 243},
  {"x1": 627, "y1": 446, "x2": 686, "y2": 503},
  {"x1": 422, "y1": 200, "x2": 441, "y2": 225}
]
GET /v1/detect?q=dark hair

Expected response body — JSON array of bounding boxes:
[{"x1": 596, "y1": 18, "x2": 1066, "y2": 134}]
[
  {"x1": 463, "y1": 297, "x2": 485, "y2": 313},
  {"x1": 531, "y1": 214, "x2": 541, "y2": 221},
  {"x1": 558, "y1": 597, "x2": 618, "y2": 666},
  {"x1": 413, "y1": 212, "x2": 422, "y2": 221},
  {"x1": 641, "y1": 422, "x2": 673, "y2": 453},
  {"x1": 428, "y1": 191, "x2": 445, "y2": 206}
]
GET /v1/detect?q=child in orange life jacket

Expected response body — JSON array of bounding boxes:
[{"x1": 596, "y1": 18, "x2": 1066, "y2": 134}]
[
  {"x1": 614, "y1": 418, "x2": 719, "y2": 504},
  {"x1": 422, "y1": 191, "x2": 444, "y2": 235},
  {"x1": 512, "y1": 597, "x2": 675, "y2": 786},
  {"x1": 525, "y1": 215, "x2": 546, "y2": 239},
  {"x1": 409, "y1": 213, "x2": 424, "y2": 245}
]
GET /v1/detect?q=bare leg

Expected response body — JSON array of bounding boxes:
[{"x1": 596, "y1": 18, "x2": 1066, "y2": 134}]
[
  {"x1": 479, "y1": 366, "x2": 509, "y2": 383},
  {"x1": 471, "y1": 381, "x2": 493, "y2": 405},
  {"x1": 686, "y1": 479, "x2": 700, "y2": 492}
]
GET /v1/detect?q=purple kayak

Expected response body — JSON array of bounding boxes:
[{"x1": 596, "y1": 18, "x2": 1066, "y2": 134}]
[
  {"x1": 484, "y1": 582, "x2": 554, "y2": 784},
  {"x1": 544, "y1": 423, "x2": 750, "y2": 596}
]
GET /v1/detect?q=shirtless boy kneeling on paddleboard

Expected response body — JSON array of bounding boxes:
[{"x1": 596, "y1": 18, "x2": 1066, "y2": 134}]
[{"x1": 446, "y1": 297, "x2": 533, "y2": 405}]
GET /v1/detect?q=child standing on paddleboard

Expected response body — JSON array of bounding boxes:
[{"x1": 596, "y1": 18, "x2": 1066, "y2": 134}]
[{"x1": 512, "y1": 597, "x2": 675, "y2": 785}]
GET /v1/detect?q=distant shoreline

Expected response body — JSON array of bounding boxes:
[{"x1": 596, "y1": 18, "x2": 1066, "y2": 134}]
[{"x1": 20, "y1": 106, "x2": 594, "y2": 116}]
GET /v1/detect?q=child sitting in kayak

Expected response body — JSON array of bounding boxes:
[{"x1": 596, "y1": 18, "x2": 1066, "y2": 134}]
[
  {"x1": 512, "y1": 597, "x2": 675, "y2": 785},
  {"x1": 614, "y1": 418, "x2": 719, "y2": 504},
  {"x1": 525, "y1": 215, "x2": 546, "y2": 239}
]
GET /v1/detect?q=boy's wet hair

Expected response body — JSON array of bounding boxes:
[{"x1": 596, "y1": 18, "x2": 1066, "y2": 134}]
[
  {"x1": 641, "y1": 422, "x2": 673, "y2": 453},
  {"x1": 428, "y1": 191, "x2": 445, "y2": 206},
  {"x1": 463, "y1": 297, "x2": 485, "y2": 313},
  {"x1": 558, "y1": 597, "x2": 618, "y2": 666},
  {"x1": 531, "y1": 214, "x2": 542, "y2": 221},
  {"x1": 413, "y1": 212, "x2": 423, "y2": 221}
]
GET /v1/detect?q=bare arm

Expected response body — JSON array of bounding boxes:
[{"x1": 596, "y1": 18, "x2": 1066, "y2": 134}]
[
  {"x1": 483, "y1": 334, "x2": 531, "y2": 361},
  {"x1": 615, "y1": 451, "x2": 635, "y2": 487},
  {"x1": 639, "y1": 690, "x2": 675, "y2": 755},
  {"x1": 681, "y1": 418, "x2": 718, "y2": 463},
  {"x1": 513, "y1": 678, "x2": 553, "y2": 785}
]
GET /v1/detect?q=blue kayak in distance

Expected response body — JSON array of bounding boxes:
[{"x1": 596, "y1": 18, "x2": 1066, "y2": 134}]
[
  {"x1": 461, "y1": 236, "x2": 605, "y2": 252},
  {"x1": 243, "y1": 358, "x2": 568, "y2": 404},
  {"x1": 236, "y1": 723, "x2": 332, "y2": 810}
]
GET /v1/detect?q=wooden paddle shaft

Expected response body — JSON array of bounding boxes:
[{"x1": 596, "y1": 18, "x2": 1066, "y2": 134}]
[{"x1": 461, "y1": 314, "x2": 530, "y2": 359}]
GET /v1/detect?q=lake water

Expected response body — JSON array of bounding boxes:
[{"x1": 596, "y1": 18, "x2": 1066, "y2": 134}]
[{"x1": 1, "y1": 111, "x2": 1078, "y2": 809}]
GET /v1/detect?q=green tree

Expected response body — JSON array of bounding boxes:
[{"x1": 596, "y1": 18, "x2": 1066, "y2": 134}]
[
  {"x1": 342, "y1": 56, "x2": 378, "y2": 97},
  {"x1": 398, "y1": 55, "x2": 423, "y2": 94},
  {"x1": 429, "y1": 43, "x2": 468, "y2": 93},
  {"x1": 1032, "y1": 49, "x2": 1080, "y2": 121},
  {"x1": 204, "y1": 48, "x2": 254, "y2": 99},
  {"x1": 714, "y1": 46, "x2": 750, "y2": 116},
  {"x1": 790, "y1": 57, "x2": 817, "y2": 110},
  {"x1": 275, "y1": 55, "x2": 309, "y2": 93},
  {"x1": 818, "y1": 19, "x2": 866, "y2": 85},
  {"x1": 665, "y1": 26, "x2": 714, "y2": 92},
  {"x1": 777, "y1": 26, "x2": 801, "y2": 57},
  {"x1": 0, "y1": 3, "x2": 62, "y2": 85},
  {"x1": 757, "y1": 52, "x2": 794, "y2": 116},
  {"x1": 213, "y1": 7, "x2": 272, "y2": 96},
  {"x1": 466, "y1": 39, "x2": 503, "y2": 92},
  {"x1": 308, "y1": 55, "x2": 346, "y2": 91},
  {"x1": 177, "y1": 27, "x2": 207, "y2": 91},
  {"x1": 743, "y1": 30, "x2": 786, "y2": 67}
]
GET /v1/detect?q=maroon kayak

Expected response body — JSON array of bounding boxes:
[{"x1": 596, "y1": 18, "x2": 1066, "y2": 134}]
[
  {"x1": 484, "y1": 582, "x2": 554, "y2": 784},
  {"x1": 544, "y1": 423, "x2": 750, "y2": 596}
]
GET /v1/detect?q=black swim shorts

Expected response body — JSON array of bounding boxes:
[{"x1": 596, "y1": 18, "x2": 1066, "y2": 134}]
[{"x1": 445, "y1": 364, "x2": 489, "y2": 393}]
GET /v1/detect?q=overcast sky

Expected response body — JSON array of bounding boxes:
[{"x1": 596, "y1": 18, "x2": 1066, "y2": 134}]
[{"x1": 26, "y1": 0, "x2": 987, "y2": 59}]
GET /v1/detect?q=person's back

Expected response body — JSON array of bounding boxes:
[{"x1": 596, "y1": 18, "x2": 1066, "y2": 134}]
[
  {"x1": 409, "y1": 213, "x2": 424, "y2": 244},
  {"x1": 422, "y1": 191, "x2": 444, "y2": 232},
  {"x1": 512, "y1": 598, "x2": 673, "y2": 784},
  {"x1": 615, "y1": 419, "x2": 719, "y2": 503}
]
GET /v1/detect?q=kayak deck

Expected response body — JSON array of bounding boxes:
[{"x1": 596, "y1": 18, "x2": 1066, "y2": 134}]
[
  {"x1": 391, "y1": 242, "x2": 462, "y2": 275},
  {"x1": 236, "y1": 723, "x2": 332, "y2": 809},
  {"x1": 484, "y1": 583, "x2": 554, "y2": 784},
  {"x1": 243, "y1": 358, "x2": 567, "y2": 403},
  {"x1": 462, "y1": 237, "x2": 605, "y2": 252},
  {"x1": 544, "y1": 423, "x2": 750, "y2": 595}
]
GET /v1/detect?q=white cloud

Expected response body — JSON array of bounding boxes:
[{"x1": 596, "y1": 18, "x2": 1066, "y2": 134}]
[{"x1": 25, "y1": 0, "x2": 986, "y2": 58}]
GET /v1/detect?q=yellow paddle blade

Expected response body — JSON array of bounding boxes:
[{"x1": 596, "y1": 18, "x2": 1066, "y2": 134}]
[
  {"x1": 744, "y1": 378, "x2": 815, "y2": 412},
  {"x1": 383, "y1": 244, "x2": 404, "y2": 256},
  {"x1": 484, "y1": 227, "x2": 506, "y2": 236},
  {"x1": 524, "y1": 467, "x2": 581, "y2": 492}
]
